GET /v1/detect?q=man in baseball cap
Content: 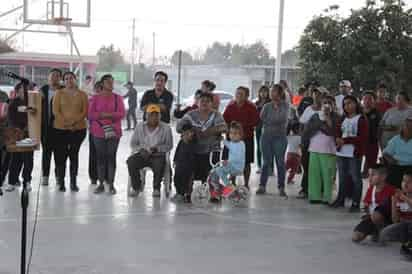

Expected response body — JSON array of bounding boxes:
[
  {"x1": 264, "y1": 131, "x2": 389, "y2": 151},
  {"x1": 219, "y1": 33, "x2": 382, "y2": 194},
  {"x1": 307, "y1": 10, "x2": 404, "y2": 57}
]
[
  {"x1": 336, "y1": 80, "x2": 353, "y2": 115},
  {"x1": 127, "y1": 102, "x2": 173, "y2": 198},
  {"x1": 146, "y1": 104, "x2": 161, "y2": 114}
]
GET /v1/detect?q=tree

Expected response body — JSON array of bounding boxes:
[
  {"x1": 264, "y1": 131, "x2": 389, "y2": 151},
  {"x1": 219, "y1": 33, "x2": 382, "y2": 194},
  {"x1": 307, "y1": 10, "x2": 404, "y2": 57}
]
[
  {"x1": 281, "y1": 48, "x2": 299, "y2": 67},
  {"x1": 0, "y1": 37, "x2": 15, "y2": 54},
  {"x1": 170, "y1": 50, "x2": 194, "y2": 65},
  {"x1": 231, "y1": 41, "x2": 273, "y2": 65},
  {"x1": 299, "y1": 0, "x2": 412, "y2": 94},
  {"x1": 96, "y1": 44, "x2": 125, "y2": 71},
  {"x1": 299, "y1": 6, "x2": 345, "y2": 88},
  {"x1": 184, "y1": 41, "x2": 273, "y2": 65},
  {"x1": 203, "y1": 42, "x2": 232, "y2": 65}
]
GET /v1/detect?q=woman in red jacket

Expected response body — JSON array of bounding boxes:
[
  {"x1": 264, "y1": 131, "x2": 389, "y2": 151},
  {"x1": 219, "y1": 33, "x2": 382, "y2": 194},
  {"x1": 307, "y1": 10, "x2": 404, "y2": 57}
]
[
  {"x1": 332, "y1": 95, "x2": 369, "y2": 212},
  {"x1": 223, "y1": 86, "x2": 260, "y2": 188}
]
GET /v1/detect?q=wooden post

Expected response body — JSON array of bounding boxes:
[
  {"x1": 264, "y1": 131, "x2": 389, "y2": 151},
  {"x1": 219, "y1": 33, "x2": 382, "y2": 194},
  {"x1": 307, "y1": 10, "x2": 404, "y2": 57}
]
[{"x1": 28, "y1": 91, "x2": 42, "y2": 149}]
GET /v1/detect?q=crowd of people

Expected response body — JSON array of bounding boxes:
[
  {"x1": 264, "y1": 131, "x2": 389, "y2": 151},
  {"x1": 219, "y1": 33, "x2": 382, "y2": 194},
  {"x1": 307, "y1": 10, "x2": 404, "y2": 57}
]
[{"x1": 0, "y1": 68, "x2": 411, "y2": 260}]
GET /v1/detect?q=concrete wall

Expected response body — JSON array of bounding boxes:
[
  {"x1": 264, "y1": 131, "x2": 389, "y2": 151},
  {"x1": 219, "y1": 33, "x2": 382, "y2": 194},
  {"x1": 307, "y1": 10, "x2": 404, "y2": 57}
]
[
  {"x1": 163, "y1": 66, "x2": 265, "y2": 101},
  {"x1": 157, "y1": 65, "x2": 300, "y2": 102}
]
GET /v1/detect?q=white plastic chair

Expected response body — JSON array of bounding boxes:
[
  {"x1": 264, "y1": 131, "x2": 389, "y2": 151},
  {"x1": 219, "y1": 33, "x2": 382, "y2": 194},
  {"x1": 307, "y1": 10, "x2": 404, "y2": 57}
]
[{"x1": 127, "y1": 152, "x2": 172, "y2": 198}]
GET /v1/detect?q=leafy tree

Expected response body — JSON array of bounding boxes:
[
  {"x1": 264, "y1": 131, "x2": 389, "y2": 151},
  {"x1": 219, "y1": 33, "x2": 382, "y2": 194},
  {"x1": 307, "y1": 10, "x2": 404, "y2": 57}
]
[
  {"x1": 235, "y1": 41, "x2": 273, "y2": 65},
  {"x1": 203, "y1": 42, "x2": 232, "y2": 65},
  {"x1": 281, "y1": 48, "x2": 299, "y2": 67},
  {"x1": 0, "y1": 37, "x2": 15, "y2": 54},
  {"x1": 299, "y1": 0, "x2": 412, "y2": 94},
  {"x1": 170, "y1": 50, "x2": 194, "y2": 65},
  {"x1": 184, "y1": 41, "x2": 273, "y2": 65},
  {"x1": 96, "y1": 44, "x2": 125, "y2": 71}
]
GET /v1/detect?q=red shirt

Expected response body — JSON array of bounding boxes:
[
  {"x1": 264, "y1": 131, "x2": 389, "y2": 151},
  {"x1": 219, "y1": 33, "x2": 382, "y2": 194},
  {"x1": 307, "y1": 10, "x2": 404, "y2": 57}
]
[
  {"x1": 363, "y1": 184, "x2": 396, "y2": 208},
  {"x1": 223, "y1": 100, "x2": 260, "y2": 139},
  {"x1": 376, "y1": 100, "x2": 393, "y2": 114},
  {"x1": 292, "y1": 95, "x2": 303, "y2": 107}
]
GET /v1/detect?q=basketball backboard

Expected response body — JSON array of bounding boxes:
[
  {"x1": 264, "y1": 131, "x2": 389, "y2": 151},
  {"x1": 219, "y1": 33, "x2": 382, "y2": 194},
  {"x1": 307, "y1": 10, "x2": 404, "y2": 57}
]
[{"x1": 23, "y1": 0, "x2": 91, "y2": 27}]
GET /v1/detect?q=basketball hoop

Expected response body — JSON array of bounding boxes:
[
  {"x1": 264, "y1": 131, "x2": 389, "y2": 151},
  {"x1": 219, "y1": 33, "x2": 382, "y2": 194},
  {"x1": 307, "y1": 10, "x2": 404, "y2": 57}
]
[{"x1": 51, "y1": 17, "x2": 72, "y2": 36}]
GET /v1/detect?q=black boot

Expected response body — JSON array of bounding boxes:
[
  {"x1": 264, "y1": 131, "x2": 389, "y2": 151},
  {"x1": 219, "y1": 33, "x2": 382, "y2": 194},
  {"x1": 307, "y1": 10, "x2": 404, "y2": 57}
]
[
  {"x1": 109, "y1": 183, "x2": 116, "y2": 195},
  {"x1": 58, "y1": 178, "x2": 66, "y2": 192},
  {"x1": 70, "y1": 177, "x2": 79, "y2": 192},
  {"x1": 94, "y1": 182, "x2": 105, "y2": 194}
]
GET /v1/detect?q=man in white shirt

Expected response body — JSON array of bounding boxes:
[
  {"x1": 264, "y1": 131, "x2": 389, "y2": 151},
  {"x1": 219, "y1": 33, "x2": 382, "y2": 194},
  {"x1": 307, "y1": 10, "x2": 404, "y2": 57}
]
[{"x1": 335, "y1": 80, "x2": 353, "y2": 115}]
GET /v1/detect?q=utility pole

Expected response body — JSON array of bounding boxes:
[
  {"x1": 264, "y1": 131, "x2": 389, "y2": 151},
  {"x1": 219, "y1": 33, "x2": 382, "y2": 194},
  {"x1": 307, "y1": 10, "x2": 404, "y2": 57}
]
[
  {"x1": 152, "y1": 32, "x2": 156, "y2": 67},
  {"x1": 177, "y1": 50, "x2": 182, "y2": 104},
  {"x1": 274, "y1": 0, "x2": 285, "y2": 84},
  {"x1": 130, "y1": 18, "x2": 136, "y2": 82}
]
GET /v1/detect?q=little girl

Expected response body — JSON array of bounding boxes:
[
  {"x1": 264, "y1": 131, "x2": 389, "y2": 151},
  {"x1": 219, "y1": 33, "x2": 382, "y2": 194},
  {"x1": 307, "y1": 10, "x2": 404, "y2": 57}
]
[
  {"x1": 286, "y1": 122, "x2": 302, "y2": 184},
  {"x1": 208, "y1": 121, "x2": 245, "y2": 202}
]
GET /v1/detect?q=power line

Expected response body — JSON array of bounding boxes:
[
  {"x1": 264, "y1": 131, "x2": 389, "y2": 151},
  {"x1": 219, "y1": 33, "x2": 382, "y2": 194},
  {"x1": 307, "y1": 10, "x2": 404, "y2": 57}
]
[{"x1": 92, "y1": 17, "x2": 302, "y2": 30}]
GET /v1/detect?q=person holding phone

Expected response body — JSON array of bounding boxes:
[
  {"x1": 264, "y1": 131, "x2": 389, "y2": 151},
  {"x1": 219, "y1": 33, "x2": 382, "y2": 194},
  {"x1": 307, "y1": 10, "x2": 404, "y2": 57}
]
[{"x1": 304, "y1": 95, "x2": 339, "y2": 204}]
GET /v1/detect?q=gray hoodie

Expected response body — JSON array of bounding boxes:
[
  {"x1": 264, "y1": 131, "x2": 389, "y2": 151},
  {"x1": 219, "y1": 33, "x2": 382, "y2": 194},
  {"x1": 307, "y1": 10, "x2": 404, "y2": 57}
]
[{"x1": 130, "y1": 121, "x2": 173, "y2": 155}]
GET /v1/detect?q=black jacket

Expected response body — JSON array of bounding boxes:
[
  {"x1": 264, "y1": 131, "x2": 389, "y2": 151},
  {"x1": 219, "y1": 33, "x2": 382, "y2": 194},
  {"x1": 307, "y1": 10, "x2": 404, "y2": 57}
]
[
  {"x1": 297, "y1": 97, "x2": 314, "y2": 117},
  {"x1": 173, "y1": 140, "x2": 196, "y2": 168},
  {"x1": 40, "y1": 84, "x2": 61, "y2": 141},
  {"x1": 140, "y1": 89, "x2": 174, "y2": 123},
  {"x1": 365, "y1": 108, "x2": 381, "y2": 144},
  {"x1": 8, "y1": 96, "x2": 28, "y2": 132}
]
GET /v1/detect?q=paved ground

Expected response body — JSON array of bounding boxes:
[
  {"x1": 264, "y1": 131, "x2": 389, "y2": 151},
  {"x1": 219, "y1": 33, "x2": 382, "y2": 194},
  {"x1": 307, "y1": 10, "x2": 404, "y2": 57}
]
[{"x1": 0, "y1": 127, "x2": 410, "y2": 274}]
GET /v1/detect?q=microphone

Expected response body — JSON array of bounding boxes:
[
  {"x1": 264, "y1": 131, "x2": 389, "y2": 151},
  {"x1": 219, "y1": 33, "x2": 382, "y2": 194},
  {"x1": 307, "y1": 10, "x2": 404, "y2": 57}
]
[{"x1": 5, "y1": 72, "x2": 30, "y2": 85}]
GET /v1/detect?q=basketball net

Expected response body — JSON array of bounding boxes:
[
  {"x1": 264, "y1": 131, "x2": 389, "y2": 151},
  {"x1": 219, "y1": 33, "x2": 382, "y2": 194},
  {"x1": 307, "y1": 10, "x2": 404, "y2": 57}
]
[{"x1": 51, "y1": 17, "x2": 72, "y2": 36}]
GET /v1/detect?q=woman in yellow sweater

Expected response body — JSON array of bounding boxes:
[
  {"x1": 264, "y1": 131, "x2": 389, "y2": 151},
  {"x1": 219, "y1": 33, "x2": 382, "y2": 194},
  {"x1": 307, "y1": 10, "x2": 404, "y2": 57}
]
[{"x1": 53, "y1": 71, "x2": 88, "y2": 192}]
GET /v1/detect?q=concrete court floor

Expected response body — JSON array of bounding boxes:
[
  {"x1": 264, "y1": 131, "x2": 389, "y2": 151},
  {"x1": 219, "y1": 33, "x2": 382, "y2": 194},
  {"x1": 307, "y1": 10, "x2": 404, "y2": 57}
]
[{"x1": 0, "y1": 129, "x2": 410, "y2": 274}]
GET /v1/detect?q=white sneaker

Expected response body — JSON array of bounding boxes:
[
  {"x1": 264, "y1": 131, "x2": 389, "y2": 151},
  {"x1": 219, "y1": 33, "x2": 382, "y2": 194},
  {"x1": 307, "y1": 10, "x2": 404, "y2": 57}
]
[
  {"x1": 41, "y1": 176, "x2": 49, "y2": 186},
  {"x1": 5, "y1": 185, "x2": 15, "y2": 192}
]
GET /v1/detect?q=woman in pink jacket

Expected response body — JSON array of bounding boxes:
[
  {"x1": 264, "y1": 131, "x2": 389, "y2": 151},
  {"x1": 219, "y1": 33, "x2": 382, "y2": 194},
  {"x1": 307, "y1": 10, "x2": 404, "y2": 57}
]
[{"x1": 88, "y1": 74, "x2": 125, "y2": 195}]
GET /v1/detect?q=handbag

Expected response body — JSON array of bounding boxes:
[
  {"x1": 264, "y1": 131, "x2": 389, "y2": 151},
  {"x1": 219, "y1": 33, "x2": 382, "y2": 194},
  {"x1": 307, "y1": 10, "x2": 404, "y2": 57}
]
[
  {"x1": 3, "y1": 127, "x2": 25, "y2": 145},
  {"x1": 96, "y1": 94, "x2": 118, "y2": 139}
]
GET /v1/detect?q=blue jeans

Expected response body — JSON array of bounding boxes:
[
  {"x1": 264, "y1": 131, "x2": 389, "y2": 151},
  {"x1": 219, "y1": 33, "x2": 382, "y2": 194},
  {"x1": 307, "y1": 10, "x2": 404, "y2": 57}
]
[
  {"x1": 336, "y1": 157, "x2": 362, "y2": 205},
  {"x1": 210, "y1": 162, "x2": 241, "y2": 186},
  {"x1": 260, "y1": 134, "x2": 287, "y2": 189}
]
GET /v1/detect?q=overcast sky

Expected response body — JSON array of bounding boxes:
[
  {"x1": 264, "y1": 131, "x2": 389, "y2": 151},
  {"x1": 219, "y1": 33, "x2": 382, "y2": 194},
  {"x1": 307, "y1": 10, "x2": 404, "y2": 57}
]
[{"x1": 2, "y1": 0, "x2": 412, "y2": 63}]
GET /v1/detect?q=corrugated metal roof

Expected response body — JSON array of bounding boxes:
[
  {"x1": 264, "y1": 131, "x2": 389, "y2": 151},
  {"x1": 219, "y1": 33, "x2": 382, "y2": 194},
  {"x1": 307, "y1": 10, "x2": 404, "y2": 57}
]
[{"x1": 0, "y1": 52, "x2": 98, "y2": 64}]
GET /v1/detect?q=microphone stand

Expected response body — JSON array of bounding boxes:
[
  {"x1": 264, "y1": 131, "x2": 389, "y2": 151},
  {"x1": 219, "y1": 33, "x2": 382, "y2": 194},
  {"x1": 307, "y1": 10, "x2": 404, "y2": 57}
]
[{"x1": 20, "y1": 181, "x2": 29, "y2": 274}]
